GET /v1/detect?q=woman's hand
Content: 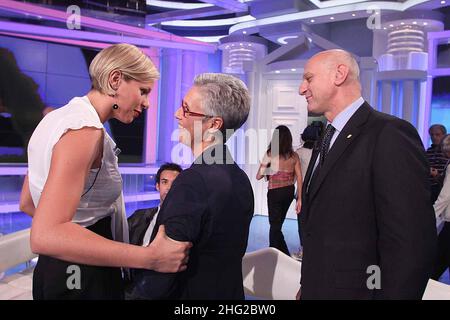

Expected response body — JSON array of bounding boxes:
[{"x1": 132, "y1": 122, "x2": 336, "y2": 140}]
[
  {"x1": 295, "y1": 200, "x2": 302, "y2": 214},
  {"x1": 145, "y1": 225, "x2": 192, "y2": 272}
]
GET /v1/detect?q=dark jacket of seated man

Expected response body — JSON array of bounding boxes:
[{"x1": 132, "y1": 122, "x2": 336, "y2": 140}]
[
  {"x1": 127, "y1": 207, "x2": 159, "y2": 246},
  {"x1": 125, "y1": 144, "x2": 254, "y2": 300}
]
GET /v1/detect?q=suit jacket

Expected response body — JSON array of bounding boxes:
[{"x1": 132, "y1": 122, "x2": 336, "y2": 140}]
[
  {"x1": 300, "y1": 102, "x2": 437, "y2": 300},
  {"x1": 126, "y1": 144, "x2": 254, "y2": 300},
  {"x1": 127, "y1": 207, "x2": 159, "y2": 246}
]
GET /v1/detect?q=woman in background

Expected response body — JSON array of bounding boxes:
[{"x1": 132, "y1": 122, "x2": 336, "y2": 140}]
[
  {"x1": 19, "y1": 43, "x2": 191, "y2": 300},
  {"x1": 257, "y1": 125, "x2": 302, "y2": 256},
  {"x1": 432, "y1": 133, "x2": 450, "y2": 281},
  {"x1": 291, "y1": 123, "x2": 322, "y2": 261}
]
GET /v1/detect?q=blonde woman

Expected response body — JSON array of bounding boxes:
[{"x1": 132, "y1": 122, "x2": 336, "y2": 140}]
[{"x1": 19, "y1": 44, "x2": 191, "y2": 300}]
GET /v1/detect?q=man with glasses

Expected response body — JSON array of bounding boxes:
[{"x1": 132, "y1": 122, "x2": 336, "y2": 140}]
[{"x1": 125, "y1": 73, "x2": 254, "y2": 300}]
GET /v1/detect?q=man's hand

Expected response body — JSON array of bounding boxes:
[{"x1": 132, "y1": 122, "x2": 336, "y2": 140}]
[
  {"x1": 296, "y1": 288, "x2": 301, "y2": 300},
  {"x1": 145, "y1": 225, "x2": 192, "y2": 272}
]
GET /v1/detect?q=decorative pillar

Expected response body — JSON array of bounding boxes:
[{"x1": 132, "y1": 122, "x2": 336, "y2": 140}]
[
  {"x1": 142, "y1": 47, "x2": 160, "y2": 164},
  {"x1": 157, "y1": 49, "x2": 212, "y2": 164},
  {"x1": 372, "y1": 11, "x2": 444, "y2": 143},
  {"x1": 157, "y1": 48, "x2": 182, "y2": 164}
]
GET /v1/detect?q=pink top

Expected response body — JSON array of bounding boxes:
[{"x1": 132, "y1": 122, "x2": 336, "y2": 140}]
[{"x1": 268, "y1": 170, "x2": 295, "y2": 190}]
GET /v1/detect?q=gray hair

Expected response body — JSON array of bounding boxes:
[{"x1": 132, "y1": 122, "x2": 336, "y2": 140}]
[
  {"x1": 193, "y1": 73, "x2": 251, "y2": 134},
  {"x1": 441, "y1": 134, "x2": 450, "y2": 154}
]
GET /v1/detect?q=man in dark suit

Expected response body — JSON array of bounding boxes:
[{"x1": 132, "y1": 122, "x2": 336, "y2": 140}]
[
  {"x1": 126, "y1": 73, "x2": 254, "y2": 299},
  {"x1": 297, "y1": 49, "x2": 437, "y2": 299},
  {"x1": 127, "y1": 162, "x2": 182, "y2": 246}
]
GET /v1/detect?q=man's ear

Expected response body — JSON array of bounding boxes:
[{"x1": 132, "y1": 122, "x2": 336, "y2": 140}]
[
  {"x1": 156, "y1": 182, "x2": 160, "y2": 192},
  {"x1": 108, "y1": 70, "x2": 122, "y2": 92},
  {"x1": 205, "y1": 117, "x2": 224, "y2": 143},
  {"x1": 334, "y1": 64, "x2": 349, "y2": 86},
  {"x1": 210, "y1": 117, "x2": 224, "y2": 132}
]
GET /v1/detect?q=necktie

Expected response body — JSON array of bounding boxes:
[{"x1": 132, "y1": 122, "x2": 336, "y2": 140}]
[
  {"x1": 307, "y1": 124, "x2": 335, "y2": 193},
  {"x1": 319, "y1": 124, "x2": 336, "y2": 167}
]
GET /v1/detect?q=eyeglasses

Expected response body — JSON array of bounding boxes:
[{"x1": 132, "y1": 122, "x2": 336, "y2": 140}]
[{"x1": 181, "y1": 103, "x2": 213, "y2": 118}]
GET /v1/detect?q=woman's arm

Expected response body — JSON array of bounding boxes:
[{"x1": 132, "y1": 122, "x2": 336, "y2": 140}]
[
  {"x1": 19, "y1": 174, "x2": 35, "y2": 217},
  {"x1": 30, "y1": 128, "x2": 190, "y2": 272},
  {"x1": 256, "y1": 153, "x2": 270, "y2": 180},
  {"x1": 256, "y1": 163, "x2": 267, "y2": 180},
  {"x1": 293, "y1": 153, "x2": 302, "y2": 214}
]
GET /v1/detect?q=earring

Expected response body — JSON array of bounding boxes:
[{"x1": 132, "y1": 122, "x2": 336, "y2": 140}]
[{"x1": 112, "y1": 104, "x2": 119, "y2": 110}]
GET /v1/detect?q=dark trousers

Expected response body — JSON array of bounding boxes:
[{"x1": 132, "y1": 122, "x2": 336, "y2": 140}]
[
  {"x1": 267, "y1": 185, "x2": 294, "y2": 256},
  {"x1": 33, "y1": 216, "x2": 124, "y2": 300},
  {"x1": 432, "y1": 222, "x2": 450, "y2": 280},
  {"x1": 431, "y1": 183, "x2": 443, "y2": 204}
]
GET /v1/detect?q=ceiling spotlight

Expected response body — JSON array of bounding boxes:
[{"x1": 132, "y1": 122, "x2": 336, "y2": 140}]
[
  {"x1": 383, "y1": 27, "x2": 387, "y2": 30},
  {"x1": 441, "y1": 0, "x2": 446, "y2": 4},
  {"x1": 275, "y1": 70, "x2": 280, "y2": 74},
  {"x1": 291, "y1": 68, "x2": 297, "y2": 72},
  {"x1": 248, "y1": 44, "x2": 252, "y2": 47},
  {"x1": 351, "y1": 13, "x2": 356, "y2": 17},
  {"x1": 226, "y1": 46, "x2": 230, "y2": 49},
  {"x1": 400, "y1": 22, "x2": 405, "y2": 25},
  {"x1": 310, "y1": 19, "x2": 315, "y2": 23},
  {"x1": 240, "y1": 43, "x2": 243, "y2": 46},
  {"x1": 389, "y1": 24, "x2": 394, "y2": 27},
  {"x1": 330, "y1": 16, "x2": 335, "y2": 20},
  {"x1": 423, "y1": 22, "x2": 428, "y2": 26},
  {"x1": 243, "y1": 31, "x2": 247, "y2": 34},
  {"x1": 413, "y1": 21, "x2": 417, "y2": 24}
]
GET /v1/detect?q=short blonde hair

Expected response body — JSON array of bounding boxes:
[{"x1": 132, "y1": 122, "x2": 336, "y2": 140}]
[{"x1": 89, "y1": 43, "x2": 160, "y2": 95}]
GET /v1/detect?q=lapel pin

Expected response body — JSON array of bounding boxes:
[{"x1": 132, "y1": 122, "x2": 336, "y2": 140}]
[{"x1": 347, "y1": 134, "x2": 352, "y2": 139}]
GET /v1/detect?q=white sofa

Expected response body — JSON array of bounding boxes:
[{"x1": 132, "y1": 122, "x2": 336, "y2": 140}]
[{"x1": 0, "y1": 228, "x2": 35, "y2": 300}]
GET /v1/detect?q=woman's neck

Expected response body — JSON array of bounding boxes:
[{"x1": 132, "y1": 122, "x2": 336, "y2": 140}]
[{"x1": 86, "y1": 90, "x2": 113, "y2": 124}]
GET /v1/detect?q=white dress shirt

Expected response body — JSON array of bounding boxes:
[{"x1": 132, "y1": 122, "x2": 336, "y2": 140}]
[
  {"x1": 308, "y1": 97, "x2": 364, "y2": 186},
  {"x1": 142, "y1": 206, "x2": 160, "y2": 247}
]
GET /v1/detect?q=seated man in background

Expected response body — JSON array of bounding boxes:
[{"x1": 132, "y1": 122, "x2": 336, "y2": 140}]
[{"x1": 127, "y1": 162, "x2": 183, "y2": 246}]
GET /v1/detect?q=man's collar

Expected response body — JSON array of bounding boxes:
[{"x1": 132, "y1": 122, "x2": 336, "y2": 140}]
[{"x1": 329, "y1": 97, "x2": 364, "y2": 132}]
